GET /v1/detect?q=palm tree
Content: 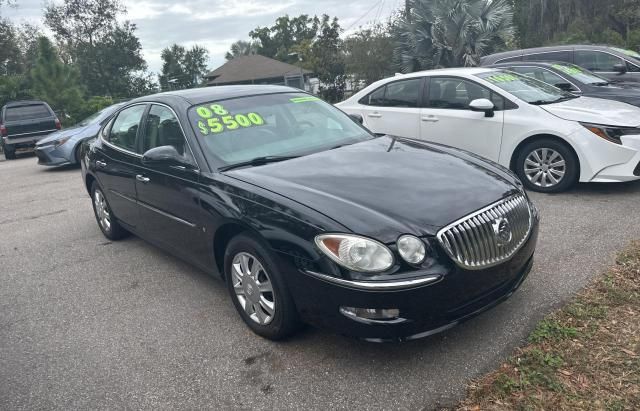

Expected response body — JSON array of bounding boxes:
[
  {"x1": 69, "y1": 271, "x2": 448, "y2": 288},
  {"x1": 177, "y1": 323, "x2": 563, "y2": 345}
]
[
  {"x1": 225, "y1": 40, "x2": 260, "y2": 60},
  {"x1": 393, "y1": 0, "x2": 514, "y2": 72}
]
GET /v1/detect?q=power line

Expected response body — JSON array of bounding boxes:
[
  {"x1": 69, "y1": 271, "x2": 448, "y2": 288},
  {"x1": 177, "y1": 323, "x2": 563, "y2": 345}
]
[{"x1": 345, "y1": 0, "x2": 384, "y2": 32}]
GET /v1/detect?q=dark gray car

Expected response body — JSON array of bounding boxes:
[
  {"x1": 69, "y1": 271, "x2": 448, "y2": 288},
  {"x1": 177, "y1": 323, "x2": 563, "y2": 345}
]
[
  {"x1": 481, "y1": 45, "x2": 640, "y2": 84},
  {"x1": 1, "y1": 100, "x2": 61, "y2": 160}
]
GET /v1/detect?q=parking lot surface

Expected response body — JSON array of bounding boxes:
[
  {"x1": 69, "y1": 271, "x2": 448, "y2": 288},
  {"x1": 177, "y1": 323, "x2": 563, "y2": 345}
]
[{"x1": 1, "y1": 155, "x2": 639, "y2": 410}]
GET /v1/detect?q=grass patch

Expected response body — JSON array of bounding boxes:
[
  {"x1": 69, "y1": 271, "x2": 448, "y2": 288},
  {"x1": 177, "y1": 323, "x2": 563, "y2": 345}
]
[{"x1": 457, "y1": 241, "x2": 640, "y2": 411}]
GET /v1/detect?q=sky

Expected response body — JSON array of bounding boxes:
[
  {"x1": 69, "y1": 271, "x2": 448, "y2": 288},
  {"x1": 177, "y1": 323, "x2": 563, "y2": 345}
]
[{"x1": 2, "y1": 0, "x2": 401, "y2": 74}]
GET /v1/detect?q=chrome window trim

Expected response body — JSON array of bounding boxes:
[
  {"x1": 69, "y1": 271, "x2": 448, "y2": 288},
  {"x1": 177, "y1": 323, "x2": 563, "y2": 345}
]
[
  {"x1": 303, "y1": 270, "x2": 442, "y2": 291},
  {"x1": 137, "y1": 200, "x2": 197, "y2": 228},
  {"x1": 146, "y1": 102, "x2": 201, "y2": 170}
]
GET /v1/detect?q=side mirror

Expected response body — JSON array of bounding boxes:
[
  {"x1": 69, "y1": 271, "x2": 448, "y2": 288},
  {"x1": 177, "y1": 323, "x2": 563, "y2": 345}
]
[
  {"x1": 142, "y1": 145, "x2": 194, "y2": 168},
  {"x1": 349, "y1": 113, "x2": 364, "y2": 124},
  {"x1": 554, "y1": 82, "x2": 574, "y2": 92},
  {"x1": 614, "y1": 63, "x2": 627, "y2": 74},
  {"x1": 469, "y1": 98, "x2": 495, "y2": 118}
]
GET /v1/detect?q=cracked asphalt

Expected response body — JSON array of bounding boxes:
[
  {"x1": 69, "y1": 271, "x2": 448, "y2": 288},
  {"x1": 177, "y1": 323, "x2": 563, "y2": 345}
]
[{"x1": 1, "y1": 154, "x2": 639, "y2": 410}]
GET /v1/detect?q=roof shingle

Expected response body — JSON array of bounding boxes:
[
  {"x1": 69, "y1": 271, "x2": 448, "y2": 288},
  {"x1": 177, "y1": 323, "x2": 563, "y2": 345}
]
[{"x1": 205, "y1": 55, "x2": 312, "y2": 85}]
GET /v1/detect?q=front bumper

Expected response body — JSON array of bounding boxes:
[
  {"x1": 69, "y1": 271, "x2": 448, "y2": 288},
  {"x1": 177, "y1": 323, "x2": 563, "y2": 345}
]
[
  {"x1": 3, "y1": 134, "x2": 50, "y2": 148},
  {"x1": 572, "y1": 129, "x2": 640, "y2": 183},
  {"x1": 282, "y1": 220, "x2": 539, "y2": 342},
  {"x1": 34, "y1": 143, "x2": 73, "y2": 166}
]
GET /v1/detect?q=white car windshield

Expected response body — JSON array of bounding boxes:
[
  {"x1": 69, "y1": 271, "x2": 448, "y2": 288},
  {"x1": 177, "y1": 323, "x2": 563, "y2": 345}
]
[
  {"x1": 476, "y1": 71, "x2": 578, "y2": 105},
  {"x1": 188, "y1": 93, "x2": 373, "y2": 168}
]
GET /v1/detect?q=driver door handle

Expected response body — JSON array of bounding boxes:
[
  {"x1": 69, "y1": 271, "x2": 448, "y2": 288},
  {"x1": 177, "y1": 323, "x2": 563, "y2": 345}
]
[
  {"x1": 96, "y1": 160, "x2": 107, "y2": 168},
  {"x1": 136, "y1": 175, "x2": 150, "y2": 184},
  {"x1": 421, "y1": 116, "x2": 439, "y2": 123},
  {"x1": 367, "y1": 113, "x2": 382, "y2": 118}
]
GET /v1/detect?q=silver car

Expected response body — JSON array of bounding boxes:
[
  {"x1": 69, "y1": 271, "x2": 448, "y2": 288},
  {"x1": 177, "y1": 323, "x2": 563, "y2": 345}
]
[{"x1": 35, "y1": 103, "x2": 126, "y2": 166}]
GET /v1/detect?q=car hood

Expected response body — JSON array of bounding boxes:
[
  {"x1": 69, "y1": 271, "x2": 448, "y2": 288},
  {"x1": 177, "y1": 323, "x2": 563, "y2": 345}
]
[
  {"x1": 37, "y1": 125, "x2": 86, "y2": 145},
  {"x1": 541, "y1": 96, "x2": 640, "y2": 127},
  {"x1": 226, "y1": 136, "x2": 522, "y2": 243}
]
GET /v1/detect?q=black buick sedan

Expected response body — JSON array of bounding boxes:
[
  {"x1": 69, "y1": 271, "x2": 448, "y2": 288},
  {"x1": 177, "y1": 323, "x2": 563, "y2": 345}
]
[{"x1": 81, "y1": 86, "x2": 539, "y2": 342}]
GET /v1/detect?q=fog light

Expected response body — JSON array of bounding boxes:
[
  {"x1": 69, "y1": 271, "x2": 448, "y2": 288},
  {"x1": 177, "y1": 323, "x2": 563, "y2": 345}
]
[{"x1": 340, "y1": 306, "x2": 400, "y2": 321}]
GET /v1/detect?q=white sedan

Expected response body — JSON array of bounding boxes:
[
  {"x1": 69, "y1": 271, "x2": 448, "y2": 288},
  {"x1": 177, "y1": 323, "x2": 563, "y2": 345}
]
[{"x1": 337, "y1": 68, "x2": 640, "y2": 192}]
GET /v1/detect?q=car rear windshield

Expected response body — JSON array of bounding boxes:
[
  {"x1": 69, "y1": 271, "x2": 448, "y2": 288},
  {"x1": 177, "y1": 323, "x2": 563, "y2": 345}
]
[
  {"x1": 476, "y1": 71, "x2": 574, "y2": 105},
  {"x1": 550, "y1": 63, "x2": 610, "y2": 85},
  {"x1": 4, "y1": 104, "x2": 51, "y2": 121},
  {"x1": 188, "y1": 93, "x2": 373, "y2": 168}
]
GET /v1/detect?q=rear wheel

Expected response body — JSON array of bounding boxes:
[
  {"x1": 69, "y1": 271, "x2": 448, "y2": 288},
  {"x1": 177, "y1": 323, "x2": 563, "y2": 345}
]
[
  {"x1": 224, "y1": 234, "x2": 300, "y2": 340},
  {"x1": 516, "y1": 138, "x2": 578, "y2": 193},
  {"x1": 4, "y1": 144, "x2": 16, "y2": 160},
  {"x1": 90, "y1": 182, "x2": 129, "y2": 240}
]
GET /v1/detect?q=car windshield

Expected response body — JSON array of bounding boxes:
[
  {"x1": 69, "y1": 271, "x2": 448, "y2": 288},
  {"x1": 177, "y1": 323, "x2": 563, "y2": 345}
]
[
  {"x1": 188, "y1": 93, "x2": 373, "y2": 168},
  {"x1": 476, "y1": 71, "x2": 576, "y2": 105},
  {"x1": 550, "y1": 63, "x2": 609, "y2": 85},
  {"x1": 611, "y1": 47, "x2": 640, "y2": 61},
  {"x1": 79, "y1": 105, "x2": 119, "y2": 126}
]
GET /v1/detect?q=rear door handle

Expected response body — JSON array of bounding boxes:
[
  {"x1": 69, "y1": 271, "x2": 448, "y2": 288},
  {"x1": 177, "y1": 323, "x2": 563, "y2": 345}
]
[
  {"x1": 136, "y1": 175, "x2": 150, "y2": 184},
  {"x1": 96, "y1": 160, "x2": 107, "y2": 168},
  {"x1": 421, "y1": 116, "x2": 439, "y2": 123},
  {"x1": 367, "y1": 113, "x2": 382, "y2": 118}
]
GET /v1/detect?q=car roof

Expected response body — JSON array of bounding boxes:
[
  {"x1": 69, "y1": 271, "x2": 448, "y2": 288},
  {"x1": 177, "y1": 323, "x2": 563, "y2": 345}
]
[
  {"x1": 3, "y1": 100, "x2": 49, "y2": 108},
  {"x1": 482, "y1": 44, "x2": 629, "y2": 64},
  {"x1": 130, "y1": 85, "x2": 303, "y2": 106},
  {"x1": 390, "y1": 67, "x2": 498, "y2": 80},
  {"x1": 490, "y1": 61, "x2": 566, "y2": 68}
]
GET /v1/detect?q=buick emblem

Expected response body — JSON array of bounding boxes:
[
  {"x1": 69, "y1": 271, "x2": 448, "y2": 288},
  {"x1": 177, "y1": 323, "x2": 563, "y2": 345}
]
[{"x1": 492, "y1": 217, "x2": 513, "y2": 246}]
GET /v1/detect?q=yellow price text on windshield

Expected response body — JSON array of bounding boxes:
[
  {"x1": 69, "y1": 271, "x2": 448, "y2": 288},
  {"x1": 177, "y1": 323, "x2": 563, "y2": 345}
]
[
  {"x1": 195, "y1": 104, "x2": 265, "y2": 135},
  {"x1": 486, "y1": 74, "x2": 518, "y2": 83},
  {"x1": 552, "y1": 64, "x2": 582, "y2": 75}
]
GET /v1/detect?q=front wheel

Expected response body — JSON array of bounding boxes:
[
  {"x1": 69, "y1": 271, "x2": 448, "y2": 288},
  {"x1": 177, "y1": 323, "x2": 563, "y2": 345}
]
[
  {"x1": 224, "y1": 234, "x2": 301, "y2": 340},
  {"x1": 515, "y1": 139, "x2": 579, "y2": 193}
]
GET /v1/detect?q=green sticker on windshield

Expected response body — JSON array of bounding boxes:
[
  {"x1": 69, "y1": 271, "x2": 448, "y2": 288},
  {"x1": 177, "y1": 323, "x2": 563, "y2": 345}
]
[
  {"x1": 290, "y1": 96, "x2": 320, "y2": 103},
  {"x1": 485, "y1": 74, "x2": 518, "y2": 84},
  {"x1": 194, "y1": 103, "x2": 265, "y2": 136},
  {"x1": 552, "y1": 64, "x2": 583, "y2": 75}
]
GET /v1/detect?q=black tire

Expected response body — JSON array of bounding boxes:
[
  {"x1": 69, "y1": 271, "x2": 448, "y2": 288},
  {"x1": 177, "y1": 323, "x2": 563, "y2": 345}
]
[
  {"x1": 515, "y1": 138, "x2": 579, "y2": 193},
  {"x1": 224, "y1": 233, "x2": 301, "y2": 340},
  {"x1": 90, "y1": 181, "x2": 129, "y2": 241},
  {"x1": 4, "y1": 144, "x2": 16, "y2": 160}
]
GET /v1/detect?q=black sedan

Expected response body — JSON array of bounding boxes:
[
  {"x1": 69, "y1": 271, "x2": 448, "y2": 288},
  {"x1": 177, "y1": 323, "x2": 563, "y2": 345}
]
[
  {"x1": 490, "y1": 61, "x2": 640, "y2": 107},
  {"x1": 81, "y1": 86, "x2": 539, "y2": 342}
]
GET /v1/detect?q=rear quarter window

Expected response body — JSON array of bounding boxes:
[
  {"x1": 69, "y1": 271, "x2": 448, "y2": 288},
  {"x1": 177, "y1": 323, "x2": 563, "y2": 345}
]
[{"x1": 4, "y1": 104, "x2": 52, "y2": 121}]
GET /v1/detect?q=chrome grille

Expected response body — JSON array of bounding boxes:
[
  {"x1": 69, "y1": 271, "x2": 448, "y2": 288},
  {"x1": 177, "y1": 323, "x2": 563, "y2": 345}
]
[{"x1": 437, "y1": 194, "x2": 533, "y2": 270}]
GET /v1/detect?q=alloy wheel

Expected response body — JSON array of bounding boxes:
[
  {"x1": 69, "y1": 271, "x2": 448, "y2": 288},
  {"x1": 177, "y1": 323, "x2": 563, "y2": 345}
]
[
  {"x1": 231, "y1": 252, "x2": 276, "y2": 325},
  {"x1": 524, "y1": 148, "x2": 566, "y2": 188},
  {"x1": 93, "y1": 190, "x2": 111, "y2": 232}
]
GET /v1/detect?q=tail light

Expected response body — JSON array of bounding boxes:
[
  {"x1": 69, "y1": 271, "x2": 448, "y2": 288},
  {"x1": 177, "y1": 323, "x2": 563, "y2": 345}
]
[
  {"x1": 0, "y1": 124, "x2": 7, "y2": 137},
  {"x1": 55, "y1": 118, "x2": 62, "y2": 130}
]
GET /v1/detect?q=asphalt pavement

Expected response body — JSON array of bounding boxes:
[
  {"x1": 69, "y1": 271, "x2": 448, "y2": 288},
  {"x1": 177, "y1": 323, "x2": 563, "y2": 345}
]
[{"x1": 1, "y1": 155, "x2": 639, "y2": 410}]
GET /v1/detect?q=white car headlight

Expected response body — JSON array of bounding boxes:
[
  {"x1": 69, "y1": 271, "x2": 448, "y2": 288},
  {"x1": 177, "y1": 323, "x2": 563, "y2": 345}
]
[
  {"x1": 54, "y1": 136, "x2": 71, "y2": 148},
  {"x1": 397, "y1": 235, "x2": 426, "y2": 264},
  {"x1": 315, "y1": 234, "x2": 394, "y2": 273}
]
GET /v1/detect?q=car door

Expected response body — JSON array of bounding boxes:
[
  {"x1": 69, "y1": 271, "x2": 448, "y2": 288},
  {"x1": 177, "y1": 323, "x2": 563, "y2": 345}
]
[
  {"x1": 574, "y1": 50, "x2": 640, "y2": 83},
  {"x1": 94, "y1": 104, "x2": 147, "y2": 228},
  {"x1": 356, "y1": 77, "x2": 423, "y2": 138},
  {"x1": 419, "y1": 76, "x2": 504, "y2": 162},
  {"x1": 135, "y1": 104, "x2": 207, "y2": 264}
]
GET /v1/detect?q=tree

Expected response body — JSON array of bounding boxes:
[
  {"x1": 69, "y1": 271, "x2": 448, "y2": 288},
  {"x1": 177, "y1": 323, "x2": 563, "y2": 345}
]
[
  {"x1": 225, "y1": 40, "x2": 259, "y2": 60},
  {"x1": 344, "y1": 24, "x2": 395, "y2": 88},
  {"x1": 312, "y1": 15, "x2": 346, "y2": 102},
  {"x1": 159, "y1": 44, "x2": 209, "y2": 90},
  {"x1": 393, "y1": 0, "x2": 514, "y2": 72},
  {"x1": 0, "y1": 19, "x2": 22, "y2": 75},
  {"x1": 44, "y1": 0, "x2": 150, "y2": 97},
  {"x1": 29, "y1": 37, "x2": 85, "y2": 125},
  {"x1": 250, "y1": 15, "x2": 320, "y2": 63}
]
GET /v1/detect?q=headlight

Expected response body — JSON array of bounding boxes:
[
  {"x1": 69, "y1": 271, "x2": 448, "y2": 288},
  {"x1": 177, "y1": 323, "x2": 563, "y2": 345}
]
[
  {"x1": 580, "y1": 123, "x2": 639, "y2": 145},
  {"x1": 397, "y1": 235, "x2": 426, "y2": 264},
  {"x1": 54, "y1": 136, "x2": 71, "y2": 147},
  {"x1": 315, "y1": 234, "x2": 394, "y2": 273}
]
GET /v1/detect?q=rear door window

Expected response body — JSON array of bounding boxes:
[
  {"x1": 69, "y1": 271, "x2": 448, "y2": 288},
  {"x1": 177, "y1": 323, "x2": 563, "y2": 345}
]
[
  {"x1": 4, "y1": 104, "x2": 51, "y2": 121},
  {"x1": 523, "y1": 51, "x2": 571, "y2": 63},
  {"x1": 108, "y1": 105, "x2": 146, "y2": 153},
  {"x1": 359, "y1": 78, "x2": 422, "y2": 107},
  {"x1": 575, "y1": 51, "x2": 623, "y2": 72}
]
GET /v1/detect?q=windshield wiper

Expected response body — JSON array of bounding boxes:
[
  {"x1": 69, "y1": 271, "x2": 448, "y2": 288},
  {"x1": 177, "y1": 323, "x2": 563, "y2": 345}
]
[
  {"x1": 592, "y1": 82, "x2": 610, "y2": 86},
  {"x1": 219, "y1": 155, "x2": 299, "y2": 172},
  {"x1": 530, "y1": 95, "x2": 578, "y2": 105}
]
